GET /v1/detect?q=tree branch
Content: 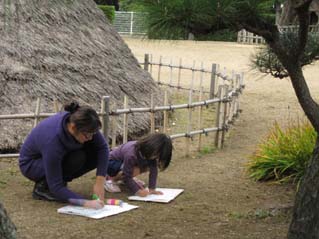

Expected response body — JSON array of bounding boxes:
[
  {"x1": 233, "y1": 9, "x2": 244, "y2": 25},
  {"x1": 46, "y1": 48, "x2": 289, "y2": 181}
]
[{"x1": 294, "y1": 0, "x2": 312, "y2": 60}]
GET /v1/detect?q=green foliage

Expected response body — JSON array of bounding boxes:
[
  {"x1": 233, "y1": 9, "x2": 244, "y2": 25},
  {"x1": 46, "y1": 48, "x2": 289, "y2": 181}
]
[
  {"x1": 249, "y1": 120, "x2": 317, "y2": 183},
  {"x1": 199, "y1": 145, "x2": 216, "y2": 156},
  {"x1": 119, "y1": 0, "x2": 146, "y2": 11},
  {"x1": 252, "y1": 32, "x2": 319, "y2": 78},
  {"x1": 143, "y1": 0, "x2": 234, "y2": 39},
  {"x1": 195, "y1": 29, "x2": 237, "y2": 41},
  {"x1": 133, "y1": 0, "x2": 277, "y2": 40},
  {"x1": 98, "y1": 5, "x2": 115, "y2": 23}
]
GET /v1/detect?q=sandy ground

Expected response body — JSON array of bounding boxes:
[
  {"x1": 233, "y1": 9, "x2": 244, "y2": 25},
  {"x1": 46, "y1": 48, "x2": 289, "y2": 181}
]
[{"x1": 1, "y1": 39, "x2": 319, "y2": 239}]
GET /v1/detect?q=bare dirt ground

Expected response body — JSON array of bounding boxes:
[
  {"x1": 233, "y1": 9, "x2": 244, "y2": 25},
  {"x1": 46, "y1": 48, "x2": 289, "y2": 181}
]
[{"x1": 1, "y1": 39, "x2": 319, "y2": 239}]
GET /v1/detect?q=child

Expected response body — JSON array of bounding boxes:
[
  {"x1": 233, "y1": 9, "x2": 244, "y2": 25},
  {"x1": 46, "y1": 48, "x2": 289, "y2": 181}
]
[{"x1": 104, "y1": 133, "x2": 173, "y2": 197}]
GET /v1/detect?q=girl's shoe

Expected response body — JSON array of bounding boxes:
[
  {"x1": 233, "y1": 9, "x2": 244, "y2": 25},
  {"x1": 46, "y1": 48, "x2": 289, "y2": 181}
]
[{"x1": 104, "y1": 180, "x2": 121, "y2": 193}]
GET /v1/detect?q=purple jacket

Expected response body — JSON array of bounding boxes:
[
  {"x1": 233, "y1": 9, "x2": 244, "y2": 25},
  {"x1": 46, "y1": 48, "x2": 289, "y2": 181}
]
[
  {"x1": 110, "y1": 141, "x2": 158, "y2": 194},
  {"x1": 19, "y1": 111, "x2": 109, "y2": 201}
]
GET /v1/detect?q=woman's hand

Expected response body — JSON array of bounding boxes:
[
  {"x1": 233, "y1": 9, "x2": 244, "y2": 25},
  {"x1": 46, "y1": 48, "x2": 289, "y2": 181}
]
[
  {"x1": 136, "y1": 189, "x2": 150, "y2": 197},
  {"x1": 93, "y1": 176, "x2": 105, "y2": 200},
  {"x1": 83, "y1": 199, "x2": 104, "y2": 210},
  {"x1": 149, "y1": 189, "x2": 163, "y2": 195}
]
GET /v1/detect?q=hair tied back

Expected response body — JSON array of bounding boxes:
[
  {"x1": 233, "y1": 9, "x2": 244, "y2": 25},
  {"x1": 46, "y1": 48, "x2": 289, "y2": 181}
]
[{"x1": 64, "y1": 101, "x2": 80, "y2": 114}]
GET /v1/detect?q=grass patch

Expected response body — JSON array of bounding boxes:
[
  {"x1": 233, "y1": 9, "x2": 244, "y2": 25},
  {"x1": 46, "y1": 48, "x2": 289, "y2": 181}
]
[
  {"x1": 249, "y1": 120, "x2": 316, "y2": 183},
  {"x1": 199, "y1": 145, "x2": 216, "y2": 156}
]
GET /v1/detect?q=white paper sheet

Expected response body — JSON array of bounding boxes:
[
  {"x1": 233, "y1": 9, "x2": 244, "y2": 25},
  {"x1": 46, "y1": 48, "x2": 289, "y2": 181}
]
[
  {"x1": 128, "y1": 188, "x2": 184, "y2": 203},
  {"x1": 57, "y1": 203, "x2": 138, "y2": 219}
]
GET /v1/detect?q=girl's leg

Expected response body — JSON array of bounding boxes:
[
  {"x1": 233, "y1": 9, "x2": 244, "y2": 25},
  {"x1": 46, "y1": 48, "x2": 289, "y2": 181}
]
[{"x1": 105, "y1": 159, "x2": 123, "y2": 193}]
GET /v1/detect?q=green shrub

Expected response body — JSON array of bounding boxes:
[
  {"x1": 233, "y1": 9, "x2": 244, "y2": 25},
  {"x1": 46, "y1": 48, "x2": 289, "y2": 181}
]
[
  {"x1": 195, "y1": 29, "x2": 237, "y2": 42},
  {"x1": 249, "y1": 120, "x2": 316, "y2": 183},
  {"x1": 252, "y1": 32, "x2": 319, "y2": 79},
  {"x1": 98, "y1": 5, "x2": 115, "y2": 23}
]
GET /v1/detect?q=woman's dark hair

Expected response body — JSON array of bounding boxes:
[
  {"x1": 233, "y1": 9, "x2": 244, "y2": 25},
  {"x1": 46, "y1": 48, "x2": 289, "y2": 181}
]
[
  {"x1": 135, "y1": 133, "x2": 173, "y2": 171},
  {"x1": 64, "y1": 101, "x2": 101, "y2": 133}
]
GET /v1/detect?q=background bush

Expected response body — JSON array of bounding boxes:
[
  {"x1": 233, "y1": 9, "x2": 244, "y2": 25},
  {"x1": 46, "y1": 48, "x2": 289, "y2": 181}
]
[
  {"x1": 249, "y1": 120, "x2": 317, "y2": 183},
  {"x1": 98, "y1": 5, "x2": 115, "y2": 23}
]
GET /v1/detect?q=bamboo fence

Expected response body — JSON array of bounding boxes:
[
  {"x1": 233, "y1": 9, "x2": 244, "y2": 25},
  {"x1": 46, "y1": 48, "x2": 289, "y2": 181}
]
[
  {"x1": 237, "y1": 25, "x2": 319, "y2": 45},
  {"x1": 0, "y1": 55, "x2": 245, "y2": 159}
]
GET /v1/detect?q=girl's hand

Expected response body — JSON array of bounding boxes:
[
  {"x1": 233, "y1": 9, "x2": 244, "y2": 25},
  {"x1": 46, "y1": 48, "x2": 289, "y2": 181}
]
[
  {"x1": 136, "y1": 189, "x2": 150, "y2": 197},
  {"x1": 83, "y1": 199, "x2": 104, "y2": 210},
  {"x1": 149, "y1": 189, "x2": 163, "y2": 195}
]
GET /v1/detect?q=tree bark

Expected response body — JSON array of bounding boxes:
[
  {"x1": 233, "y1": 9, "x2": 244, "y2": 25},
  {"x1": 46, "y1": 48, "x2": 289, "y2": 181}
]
[
  {"x1": 288, "y1": 137, "x2": 319, "y2": 239},
  {"x1": 0, "y1": 202, "x2": 17, "y2": 239}
]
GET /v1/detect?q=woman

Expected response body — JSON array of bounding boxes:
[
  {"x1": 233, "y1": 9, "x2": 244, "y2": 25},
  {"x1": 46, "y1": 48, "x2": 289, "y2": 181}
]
[{"x1": 19, "y1": 101, "x2": 109, "y2": 209}]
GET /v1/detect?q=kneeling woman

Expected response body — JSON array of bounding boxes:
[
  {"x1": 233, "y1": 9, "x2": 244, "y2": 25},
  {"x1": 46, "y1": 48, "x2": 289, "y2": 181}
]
[{"x1": 19, "y1": 102, "x2": 109, "y2": 209}]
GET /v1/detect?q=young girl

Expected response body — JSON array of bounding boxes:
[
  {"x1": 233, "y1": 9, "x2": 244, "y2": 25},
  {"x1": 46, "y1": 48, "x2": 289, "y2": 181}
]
[{"x1": 104, "y1": 133, "x2": 173, "y2": 197}]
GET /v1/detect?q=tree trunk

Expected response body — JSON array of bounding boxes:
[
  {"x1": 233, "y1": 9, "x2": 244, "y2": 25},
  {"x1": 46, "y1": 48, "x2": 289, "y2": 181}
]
[
  {"x1": 288, "y1": 137, "x2": 319, "y2": 238},
  {"x1": 279, "y1": 0, "x2": 298, "y2": 25},
  {"x1": 0, "y1": 202, "x2": 17, "y2": 239}
]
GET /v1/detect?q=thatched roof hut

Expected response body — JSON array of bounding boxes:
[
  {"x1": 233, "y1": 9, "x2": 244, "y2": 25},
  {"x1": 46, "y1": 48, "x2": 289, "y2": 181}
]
[{"x1": 0, "y1": 0, "x2": 162, "y2": 151}]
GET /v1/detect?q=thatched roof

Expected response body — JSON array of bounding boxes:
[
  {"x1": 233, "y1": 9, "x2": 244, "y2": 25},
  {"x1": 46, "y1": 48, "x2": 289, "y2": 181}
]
[{"x1": 0, "y1": 0, "x2": 162, "y2": 151}]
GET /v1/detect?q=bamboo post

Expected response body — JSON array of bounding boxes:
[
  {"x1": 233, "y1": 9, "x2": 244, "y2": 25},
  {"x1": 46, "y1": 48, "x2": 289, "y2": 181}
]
[
  {"x1": 199, "y1": 62, "x2": 204, "y2": 93},
  {"x1": 163, "y1": 91, "x2": 168, "y2": 133},
  {"x1": 53, "y1": 99, "x2": 59, "y2": 113},
  {"x1": 101, "y1": 96, "x2": 110, "y2": 140},
  {"x1": 33, "y1": 97, "x2": 41, "y2": 128},
  {"x1": 197, "y1": 86, "x2": 203, "y2": 151},
  {"x1": 150, "y1": 94, "x2": 155, "y2": 133},
  {"x1": 221, "y1": 85, "x2": 229, "y2": 148},
  {"x1": 214, "y1": 86, "x2": 223, "y2": 148},
  {"x1": 169, "y1": 58, "x2": 173, "y2": 86},
  {"x1": 144, "y1": 53, "x2": 149, "y2": 71},
  {"x1": 111, "y1": 103, "x2": 117, "y2": 149},
  {"x1": 209, "y1": 63, "x2": 217, "y2": 99},
  {"x1": 185, "y1": 61, "x2": 195, "y2": 156},
  {"x1": 235, "y1": 74, "x2": 241, "y2": 116},
  {"x1": 123, "y1": 95, "x2": 129, "y2": 143},
  {"x1": 197, "y1": 62, "x2": 204, "y2": 151},
  {"x1": 150, "y1": 54, "x2": 153, "y2": 75},
  {"x1": 157, "y1": 56, "x2": 162, "y2": 84},
  {"x1": 177, "y1": 58, "x2": 182, "y2": 90}
]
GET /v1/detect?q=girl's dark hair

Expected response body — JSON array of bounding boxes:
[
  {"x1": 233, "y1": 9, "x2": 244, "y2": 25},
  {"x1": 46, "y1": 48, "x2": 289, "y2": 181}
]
[
  {"x1": 135, "y1": 133, "x2": 173, "y2": 171},
  {"x1": 64, "y1": 101, "x2": 101, "y2": 133}
]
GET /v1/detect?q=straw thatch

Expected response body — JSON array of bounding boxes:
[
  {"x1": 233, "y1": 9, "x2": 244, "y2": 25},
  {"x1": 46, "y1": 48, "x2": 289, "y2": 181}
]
[{"x1": 0, "y1": 0, "x2": 162, "y2": 151}]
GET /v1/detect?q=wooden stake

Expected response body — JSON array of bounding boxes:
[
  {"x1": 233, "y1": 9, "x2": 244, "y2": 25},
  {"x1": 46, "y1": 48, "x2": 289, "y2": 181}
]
[
  {"x1": 33, "y1": 97, "x2": 41, "y2": 128},
  {"x1": 221, "y1": 85, "x2": 229, "y2": 148},
  {"x1": 150, "y1": 54, "x2": 153, "y2": 75},
  {"x1": 169, "y1": 58, "x2": 173, "y2": 86},
  {"x1": 144, "y1": 54, "x2": 149, "y2": 71},
  {"x1": 186, "y1": 61, "x2": 195, "y2": 156},
  {"x1": 197, "y1": 86, "x2": 203, "y2": 151},
  {"x1": 123, "y1": 95, "x2": 128, "y2": 143},
  {"x1": 150, "y1": 94, "x2": 155, "y2": 133},
  {"x1": 101, "y1": 96, "x2": 110, "y2": 140},
  {"x1": 210, "y1": 63, "x2": 217, "y2": 99},
  {"x1": 163, "y1": 91, "x2": 168, "y2": 133},
  {"x1": 157, "y1": 56, "x2": 162, "y2": 84},
  {"x1": 214, "y1": 86, "x2": 223, "y2": 148},
  {"x1": 177, "y1": 58, "x2": 182, "y2": 90},
  {"x1": 111, "y1": 103, "x2": 117, "y2": 149},
  {"x1": 53, "y1": 99, "x2": 59, "y2": 113}
]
